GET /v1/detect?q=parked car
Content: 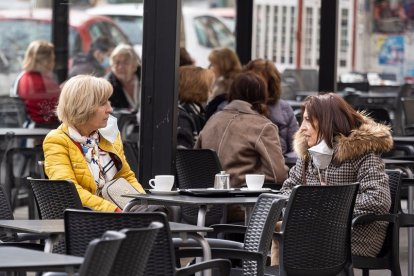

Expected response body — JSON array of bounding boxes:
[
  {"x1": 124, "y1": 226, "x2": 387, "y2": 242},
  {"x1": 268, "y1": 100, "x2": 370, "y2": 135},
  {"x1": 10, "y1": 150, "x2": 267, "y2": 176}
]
[
  {"x1": 0, "y1": 8, "x2": 131, "y2": 95},
  {"x1": 87, "y1": 3, "x2": 235, "y2": 67}
]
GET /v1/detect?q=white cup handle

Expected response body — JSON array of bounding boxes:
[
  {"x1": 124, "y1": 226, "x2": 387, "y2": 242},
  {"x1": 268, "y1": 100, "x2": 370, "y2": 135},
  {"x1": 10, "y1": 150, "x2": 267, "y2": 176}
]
[{"x1": 149, "y1": 179, "x2": 156, "y2": 188}]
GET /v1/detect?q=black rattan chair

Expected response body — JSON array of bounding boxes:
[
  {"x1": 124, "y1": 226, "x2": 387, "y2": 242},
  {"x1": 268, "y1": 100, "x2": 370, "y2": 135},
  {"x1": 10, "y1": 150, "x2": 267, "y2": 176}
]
[
  {"x1": 27, "y1": 178, "x2": 83, "y2": 219},
  {"x1": 64, "y1": 209, "x2": 231, "y2": 276},
  {"x1": 0, "y1": 184, "x2": 44, "y2": 249},
  {"x1": 77, "y1": 230, "x2": 125, "y2": 276},
  {"x1": 44, "y1": 230, "x2": 126, "y2": 276},
  {"x1": 177, "y1": 193, "x2": 287, "y2": 275},
  {"x1": 352, "y1": 169, "x2": 402, "y2": 276},
  {"x1": 175, "y1": 148, "x2": 224, "y2": 226},
  {"x1": 272, "y1": 183, "x2": 359, "y2": 276}
]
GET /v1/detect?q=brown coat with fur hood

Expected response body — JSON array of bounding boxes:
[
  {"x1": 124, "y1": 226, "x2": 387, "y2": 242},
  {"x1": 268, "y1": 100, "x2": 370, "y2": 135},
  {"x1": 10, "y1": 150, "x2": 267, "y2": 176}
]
[{"x1": 281, "y1": 116, "x2": 393, "y2": 256}]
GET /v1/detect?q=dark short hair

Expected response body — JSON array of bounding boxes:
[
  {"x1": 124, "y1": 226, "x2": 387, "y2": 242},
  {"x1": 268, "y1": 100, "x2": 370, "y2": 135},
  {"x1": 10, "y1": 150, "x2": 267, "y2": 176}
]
[
  {"x1": 229, "y1": 71, "x2": 268, "y2": 116},
  {"x1": 90, "y1": 37, "x2": 116, "y2": 53},
  {"x1": 179, "y1": 47, "x2": 193, "y2": 66}
]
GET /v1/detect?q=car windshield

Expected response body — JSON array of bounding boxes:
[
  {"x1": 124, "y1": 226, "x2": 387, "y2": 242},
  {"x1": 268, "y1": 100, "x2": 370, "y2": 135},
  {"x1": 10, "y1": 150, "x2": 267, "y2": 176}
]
[
  {"x1": 193, "y1": 16, "x2": 234, "y2": 48},
  {"x1": 109, "y1": 15, "x2": 143, "y2": 45}
]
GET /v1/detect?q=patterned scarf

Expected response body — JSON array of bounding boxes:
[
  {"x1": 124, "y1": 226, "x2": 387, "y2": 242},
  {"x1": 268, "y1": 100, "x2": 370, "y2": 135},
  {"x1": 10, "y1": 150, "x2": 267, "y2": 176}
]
[{"x1": 68, "y1": 127, "x2": 107, "y2": 190}]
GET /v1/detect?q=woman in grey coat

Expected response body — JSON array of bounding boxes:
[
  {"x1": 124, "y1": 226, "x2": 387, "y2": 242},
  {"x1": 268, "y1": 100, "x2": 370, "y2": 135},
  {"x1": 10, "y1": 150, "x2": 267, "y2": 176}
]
[{"x1": 271, "y1": 93, "x2": 393, "y2": 264}]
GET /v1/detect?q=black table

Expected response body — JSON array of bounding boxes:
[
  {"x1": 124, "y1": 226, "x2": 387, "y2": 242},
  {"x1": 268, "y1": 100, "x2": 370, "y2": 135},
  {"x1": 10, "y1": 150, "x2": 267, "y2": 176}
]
[
  {"x1": 123, "y1": 193, "x2": 287, "y2": 226},
  {"x1": 0, "y1": 246, "x2": 83, "y2": 275},
  {"x1": 0, "y1": 219, "x2": 213, "y2": 276}
]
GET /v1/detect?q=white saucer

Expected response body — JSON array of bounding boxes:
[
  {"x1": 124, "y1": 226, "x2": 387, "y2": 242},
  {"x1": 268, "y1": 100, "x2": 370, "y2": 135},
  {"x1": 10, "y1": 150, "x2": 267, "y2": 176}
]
[
  {"x1": 240, "y1": 187, "x2": 271, "y2": 192},
  {"x1": 149, "y1": 189, "x2": 179, "y2": 195}
]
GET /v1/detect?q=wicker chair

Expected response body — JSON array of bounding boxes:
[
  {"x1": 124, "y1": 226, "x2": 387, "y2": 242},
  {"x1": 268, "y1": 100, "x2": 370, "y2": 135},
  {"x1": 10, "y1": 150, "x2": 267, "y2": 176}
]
[
  {"x1": 27, "y1": 177, "x2": 84, "y2": 254},
  {"x1": 27, "y1": 178, "x2": 83, "y2": 220},
  {"x1": 352, "y1": 169, "x2": 402, "y2": 276},
  {"x1": 175, "y1": 148, "x2": 224, "y2": 226},
  {"x1": 176, "y1": 193, "x2": 287, "y2": 275},
  {"x1": 77, "y1": 230, "x2": 125, "y2": 276},
  {"x1": 64, "y1": 209, "x2": 231, "y2": 276},
  {"x1": 272, "y1": 183, "x2": 359, "y2": 276},
  {"x1": 0, "y1": 184, "x2": 44, "y2": 249}
]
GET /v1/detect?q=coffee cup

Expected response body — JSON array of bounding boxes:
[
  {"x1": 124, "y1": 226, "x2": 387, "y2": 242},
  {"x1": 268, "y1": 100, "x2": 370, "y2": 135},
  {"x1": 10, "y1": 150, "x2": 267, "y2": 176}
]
[
  {"x1": 148, "y1": 175, "x2": 174, "y2": 191},
  {"x1": 245, "y1": 174, "x2": 265, "y2": 190}
]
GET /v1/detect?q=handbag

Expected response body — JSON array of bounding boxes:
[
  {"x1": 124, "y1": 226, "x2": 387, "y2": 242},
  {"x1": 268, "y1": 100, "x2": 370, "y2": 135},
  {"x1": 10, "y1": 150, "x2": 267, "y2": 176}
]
[{"x1": 100, "y1": 177, "x2": 139, "y2": 209}]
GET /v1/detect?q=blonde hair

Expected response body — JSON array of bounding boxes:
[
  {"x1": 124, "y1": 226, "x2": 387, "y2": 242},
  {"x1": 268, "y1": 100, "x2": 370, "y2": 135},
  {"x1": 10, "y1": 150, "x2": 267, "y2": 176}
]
[
  {"x1": 179, "y1": 66, "x2": 215, "y2": 104},
  {"x1": 110, "y1": 43, "x2": 141, "y2": 67},
  {"x1": 57, "y1": 75, "x2": 113, "y2": 126},
  {"x1": 22, "y1": 40, "x2": 54, "y2": 71}
]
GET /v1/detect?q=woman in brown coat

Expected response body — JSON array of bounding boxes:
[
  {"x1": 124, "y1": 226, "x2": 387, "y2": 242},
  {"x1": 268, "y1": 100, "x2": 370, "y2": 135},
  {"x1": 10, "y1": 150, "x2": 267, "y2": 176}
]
[{"x1": 195, "y1": 71, "x2": 289, "y2": 221}]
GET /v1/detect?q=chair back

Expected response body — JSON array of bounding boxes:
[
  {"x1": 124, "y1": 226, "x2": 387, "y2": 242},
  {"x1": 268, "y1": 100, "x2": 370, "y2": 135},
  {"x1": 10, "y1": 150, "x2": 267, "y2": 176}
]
[
  {"x1": 111, "y1": 222, "x2": 163, "y2": 276},
  {"x1": 28, "y1": 178, "x2": 83, "y2": 219},
  {"x1": 401, "y1": 97, "x2": 414, "y2": 135},
  {"x1": 374, "y1": 169, "x2": 402, "y2": 258},
  {"x1": 78, "y1": 230, "x2": 125, "y2": 276},
  {"x1": 175, "y1": 148, "x2": 224, "y2": 225},
  {"x1": 0, "y1": 184, "x2": 16, "y2": 241},
  {"x1": 64, "y1": 209, "x2": 177, "y2": 275},
  {"x1": 280, "y1": 183, "x2": 359, "y2": 276},
  {"x1": 243, "y1": 193, "x2": 286, "y2": 275}
]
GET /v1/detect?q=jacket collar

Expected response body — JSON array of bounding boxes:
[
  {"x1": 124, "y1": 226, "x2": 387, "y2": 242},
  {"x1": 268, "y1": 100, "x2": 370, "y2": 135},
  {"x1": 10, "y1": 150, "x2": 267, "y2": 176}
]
[
  {"x1": 293, "y1": 115, "x2": 393, "y2": 162},
  {"x1": 223, "y1": 100, "x2": 259, "y2": 115},
  {"x1": 60, "y1": 115, "x2": 119, "y2": 148}
]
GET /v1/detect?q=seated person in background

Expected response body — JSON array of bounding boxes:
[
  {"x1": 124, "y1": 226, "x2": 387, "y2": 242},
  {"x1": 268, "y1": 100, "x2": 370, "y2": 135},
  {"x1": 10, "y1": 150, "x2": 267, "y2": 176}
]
[
  {"x1": 10, "y1": 40, "x2": 60, "y2": 128},
  {"x1": 106, "y1": 44, "x2": 141, "y2": 111},
  {"x1": 69, "y1": 36, "x2": 115, "y2": 78},
  {"x1": 271, "y1": 93, "x2": 393, "y2": 265},
  {"x1": 244, "y1": 59, "x2": 299, "y2": 157},
  {"x1": 195, "y1": 72, "x2": 289, "y2": 221},
  {"x1": 205, "y1": 47, "x2": 241, "y2": 121},
  {"x1": 177, "y1": 65, "x2": 215, "y2": 148},
  {"x1": 43, "y1": 75, "x2": 145, "y2": 212}
]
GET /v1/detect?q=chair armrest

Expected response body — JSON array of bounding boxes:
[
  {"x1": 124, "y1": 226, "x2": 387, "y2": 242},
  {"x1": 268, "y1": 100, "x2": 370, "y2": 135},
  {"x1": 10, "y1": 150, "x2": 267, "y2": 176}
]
[
  {"x1": 177, "y1": 247, "x2": 264, "y2": 263},
  {"x1": 15, "y1": 232, "x2": 50, "y2": 242},
  {"x1": 399, "y1": 213, "x2": 414, "y2": 227},
  {"x1": 176, "y1": 259, "x2": 231, "y2": 276},
  {"x1": 209, "y1": 224, "x2": 247, "y2": 237},
  {"x1": 173, "y1": 237, "x2": 243, "y2": 250},
  {"x1": 352, "y1": 213, "x2": 396, "y2": 226}
]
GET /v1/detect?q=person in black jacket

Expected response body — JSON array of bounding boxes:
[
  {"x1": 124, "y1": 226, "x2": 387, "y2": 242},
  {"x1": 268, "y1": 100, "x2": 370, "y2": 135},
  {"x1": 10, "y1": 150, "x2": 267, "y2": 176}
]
[
  {"x1": 177, "y1": 66, "x2": 215, "y2": 148},
  {"x1": 106, "y1": 44, "x2": 141, "y2": 111}
]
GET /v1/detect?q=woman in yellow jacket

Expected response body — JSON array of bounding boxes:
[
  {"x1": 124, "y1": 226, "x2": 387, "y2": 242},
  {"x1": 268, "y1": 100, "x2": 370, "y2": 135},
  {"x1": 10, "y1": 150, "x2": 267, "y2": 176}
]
[{"x1": 43, "y1": 75, "x2": 145, "y2": 212}]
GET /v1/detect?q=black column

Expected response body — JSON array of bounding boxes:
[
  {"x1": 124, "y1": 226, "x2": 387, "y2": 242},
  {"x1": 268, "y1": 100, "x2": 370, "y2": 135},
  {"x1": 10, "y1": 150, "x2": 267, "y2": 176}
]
[
  {"x1": 52, "y1": 0, "x2": 69, "y2": 84},
  {"x1": 318, "y1": 0, "x2": 338, "y2": 93},
  {"x1": 139, "y1": 0, "x2": 180, "y2": 187},
  {"x1": 235, "y1": 0, "x2": 253, "y2": 65}
]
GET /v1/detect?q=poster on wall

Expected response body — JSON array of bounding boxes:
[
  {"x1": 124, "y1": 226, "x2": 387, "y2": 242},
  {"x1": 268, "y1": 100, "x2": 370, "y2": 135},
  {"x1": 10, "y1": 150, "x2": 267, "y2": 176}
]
[
  {"x1": 373, "y1": 0, "x2": 414, "y2": 33},
  {"x1": 378, "y1": 35, "x2": 404, "y2": 65}
]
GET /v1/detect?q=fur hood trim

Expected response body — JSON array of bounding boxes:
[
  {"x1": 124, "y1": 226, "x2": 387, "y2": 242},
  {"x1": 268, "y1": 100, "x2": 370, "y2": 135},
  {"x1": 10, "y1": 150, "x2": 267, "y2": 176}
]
[{"x1": 293, "y1": 116, "x2": 393, "y2": 162}]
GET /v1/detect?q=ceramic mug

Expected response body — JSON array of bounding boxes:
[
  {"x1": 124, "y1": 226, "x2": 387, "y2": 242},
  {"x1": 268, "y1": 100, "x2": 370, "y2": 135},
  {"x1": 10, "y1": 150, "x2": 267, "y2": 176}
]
[
  {"x1": 148, "y1": 175, "x2": 174, "y2": 191},
  {"x1": 245, "y1": 174, "x2": 265, "y2": 190}
]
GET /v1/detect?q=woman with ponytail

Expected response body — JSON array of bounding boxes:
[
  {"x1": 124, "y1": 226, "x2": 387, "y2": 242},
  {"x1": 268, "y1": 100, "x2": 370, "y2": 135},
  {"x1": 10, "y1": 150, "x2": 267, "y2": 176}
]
[{"x1": 195, "y1": 71, "x2": 289, "y2": 222}]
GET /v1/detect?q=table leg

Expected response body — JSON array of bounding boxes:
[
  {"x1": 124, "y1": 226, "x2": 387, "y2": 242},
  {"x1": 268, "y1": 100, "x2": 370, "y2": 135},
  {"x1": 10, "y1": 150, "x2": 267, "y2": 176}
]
[
  {"x1": 44, "y1": 234, "x2": 61, "y2": 253},
  {"x1": 197, "y1": 205, "x2": 207, "y2": 228},
  {"x1": 184, "y1": 233, "x2": 212, "y2": 276},
  {"x1": 196, "y1": 205, "x2": 209, "y2": 276}
]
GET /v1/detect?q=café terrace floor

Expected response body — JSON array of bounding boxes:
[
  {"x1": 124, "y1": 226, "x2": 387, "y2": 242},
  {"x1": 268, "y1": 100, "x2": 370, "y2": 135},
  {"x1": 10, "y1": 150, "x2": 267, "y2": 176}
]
[{"x1": 14, "y1": 201, "x2": 411, "y2": 276}]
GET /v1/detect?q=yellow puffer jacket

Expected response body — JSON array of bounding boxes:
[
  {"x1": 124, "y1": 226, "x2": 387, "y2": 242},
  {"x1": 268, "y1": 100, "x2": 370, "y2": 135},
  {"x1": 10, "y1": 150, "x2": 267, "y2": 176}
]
[{"x1": 43, "y1": 124, "x2": 145, "y2": 211}]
